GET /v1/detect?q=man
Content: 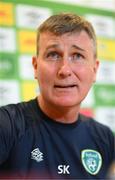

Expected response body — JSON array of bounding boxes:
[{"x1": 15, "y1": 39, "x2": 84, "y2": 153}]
[{"x1": 0, "y1": 13, "x2": 114, "y2": 179}]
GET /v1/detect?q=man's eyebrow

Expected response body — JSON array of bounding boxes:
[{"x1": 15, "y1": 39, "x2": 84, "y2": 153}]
[
  {"x1": 45, "y1": 44, "x2": 85, "y2": 52},
  {"x1": 45, "y1": 44, "x2": 59, "y2": 51},
  {"x1": 72, "y1": 45, "x2": 85, "y2": 51}
]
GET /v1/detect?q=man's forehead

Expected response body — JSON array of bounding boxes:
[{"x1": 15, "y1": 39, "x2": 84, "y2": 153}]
[
  {"x1": 39, "y1": 31, "x2": 92, "y2": 44},
  {"x1": 39, "y1": 31, "x2": 93, "y2": 51}
]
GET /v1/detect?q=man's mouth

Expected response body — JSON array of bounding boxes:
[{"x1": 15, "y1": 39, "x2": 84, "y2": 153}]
[{"x1": 54, "y1": 85, "x2": 77, "y2": 88}]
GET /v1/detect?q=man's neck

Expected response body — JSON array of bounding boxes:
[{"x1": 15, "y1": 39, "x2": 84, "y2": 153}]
[{"x1": 37, "y1": 96, "x2": 80, "y2": 124}]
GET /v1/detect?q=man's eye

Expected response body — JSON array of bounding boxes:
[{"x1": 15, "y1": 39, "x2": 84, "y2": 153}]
[
  {"x1": 72, "y1": 53, "x2": 84, "y2": 61},
  {"x1": 46, "y1": 52, "x2": 60, "y2": 60}
]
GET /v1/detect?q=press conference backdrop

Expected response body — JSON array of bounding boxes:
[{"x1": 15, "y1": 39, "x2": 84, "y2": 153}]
[{"x1": 0, "y1": 0, "x2": 115, "y2": 132}]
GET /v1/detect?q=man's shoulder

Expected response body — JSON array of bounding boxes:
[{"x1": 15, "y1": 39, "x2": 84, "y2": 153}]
[
  {"x1": 0, "y1": 98, "x2": 39, "y2": 139},
  {"x1": 0, "y1": 98, "x2": 36, "y2": 118},
  {"x1": 80, "y1": 113, "x2": 114, "y2": 142},
  {"x1": 0, "y1": 98, "x2": 38, "y2": 129},
  {"x1": 80, "y1": 113, "x2": 110, "y2": 129}
]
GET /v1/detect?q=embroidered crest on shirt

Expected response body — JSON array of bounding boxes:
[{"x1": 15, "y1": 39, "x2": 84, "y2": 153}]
[
  {"x1": 31, "y1": 148, "x2": 43, "y2": 162},
  {"x1": 81, "y1": 149, "x2": 102, "y2": 175}
]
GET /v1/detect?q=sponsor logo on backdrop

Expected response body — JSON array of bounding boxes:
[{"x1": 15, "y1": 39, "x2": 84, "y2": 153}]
[{"x1": 16, "y1": 4, "x2": 52, "y2": 29}]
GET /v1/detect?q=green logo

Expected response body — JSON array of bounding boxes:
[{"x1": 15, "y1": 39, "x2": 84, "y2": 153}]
[{"x1": 81, "y1": 149, "x2": 102, "y2": 175}]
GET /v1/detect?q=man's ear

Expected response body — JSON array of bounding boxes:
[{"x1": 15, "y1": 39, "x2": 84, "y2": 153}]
[
  {"x1": 93, "y1": 59, "x2": 99, "y2": 83},
  {"x1": 32, "y1": 56, "x2": 38, "y2": 79}
]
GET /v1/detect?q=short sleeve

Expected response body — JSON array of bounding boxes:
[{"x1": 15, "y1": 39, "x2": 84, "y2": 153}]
[{"x1": 0, "y1": 107, "x2": 14, "y2": 164}]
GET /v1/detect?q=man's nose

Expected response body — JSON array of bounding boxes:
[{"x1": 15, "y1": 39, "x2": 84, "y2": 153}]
[{"x1": 57, "y1": 59, "x2": 72, "y2": 78}]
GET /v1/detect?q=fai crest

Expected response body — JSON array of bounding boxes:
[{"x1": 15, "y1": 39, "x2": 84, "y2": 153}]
[{"x1": 81, "y1": 149, "x2": 102, "y2": 175}]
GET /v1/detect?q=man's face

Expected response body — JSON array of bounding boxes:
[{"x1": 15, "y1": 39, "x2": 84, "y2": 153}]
[{"x1": 33, "y1": 31, "x2": 99, "y2": 108}]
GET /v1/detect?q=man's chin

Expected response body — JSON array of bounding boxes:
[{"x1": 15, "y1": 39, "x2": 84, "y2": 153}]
[{"x1": 52, "y1": 98, "x2": 81, "y2": 108}]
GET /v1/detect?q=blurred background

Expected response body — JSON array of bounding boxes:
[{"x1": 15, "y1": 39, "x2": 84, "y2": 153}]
[{"x1": 0, "y1": 0, "x2": 115, "y2": 132}]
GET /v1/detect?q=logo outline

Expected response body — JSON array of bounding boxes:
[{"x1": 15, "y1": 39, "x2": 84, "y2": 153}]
[
  {"x1": 81, "y1": 149, "x2": 102, "y2": 175},
  {"x1": 31, "y1": 148, "x2": 43, "y2": 163}
]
